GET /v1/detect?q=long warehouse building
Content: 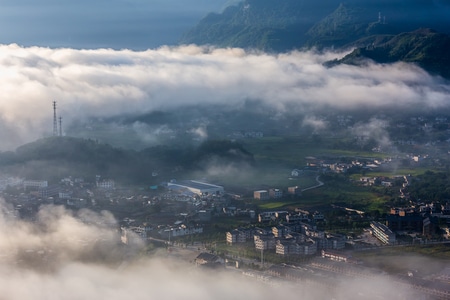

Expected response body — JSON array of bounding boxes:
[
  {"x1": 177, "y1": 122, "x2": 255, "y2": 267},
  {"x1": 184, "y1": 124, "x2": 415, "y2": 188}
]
[{"x1": 167, "y1": 180, "x2": 224, "y2": 196}]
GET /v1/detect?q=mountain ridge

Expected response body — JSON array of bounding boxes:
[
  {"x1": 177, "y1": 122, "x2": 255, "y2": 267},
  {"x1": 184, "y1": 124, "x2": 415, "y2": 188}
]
[
  {"x1": 180, "y1": 0, "x2": 450, "y2": 77},
  {"x1": 328, "y1": 29, "x2": 450, "y2": 78},
  {"x1": 181, "y1": 0, "x2": 450, "y2": 51}
]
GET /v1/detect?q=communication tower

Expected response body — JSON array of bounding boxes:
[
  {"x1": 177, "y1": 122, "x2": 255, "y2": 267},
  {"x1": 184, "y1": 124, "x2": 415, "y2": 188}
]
[
  {"x1": 53, "y1": 101, "x2": 58, "y2": 136},
  {"x1": 59, "y1": 116, "x2": 62, "y2": 137}
]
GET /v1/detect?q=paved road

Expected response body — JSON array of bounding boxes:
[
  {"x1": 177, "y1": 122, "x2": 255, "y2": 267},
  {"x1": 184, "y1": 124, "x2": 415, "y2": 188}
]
[{"x1": 301, "y1": 176, "x2": 324, "y2": 192}]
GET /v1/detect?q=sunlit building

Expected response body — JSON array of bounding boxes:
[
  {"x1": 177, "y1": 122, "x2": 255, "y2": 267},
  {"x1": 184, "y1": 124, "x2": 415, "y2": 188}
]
[
  {"x1": 370, "y1": 221, "x2": 396, "y2": 245},
  {"x1": 226, "y1": 229, "x2": 247, "y2": 245},
  {"x1": 167, "y1": 180, "x2": 224, "y2": 196},
  {"x1": 254, "y1": 190, "x2": 269, "y2": 200}
]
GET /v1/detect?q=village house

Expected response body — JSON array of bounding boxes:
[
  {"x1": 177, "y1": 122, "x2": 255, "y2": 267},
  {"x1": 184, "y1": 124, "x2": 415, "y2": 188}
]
[{"x1": 195, "y1": 252, "x2": 223, "y2": 268}]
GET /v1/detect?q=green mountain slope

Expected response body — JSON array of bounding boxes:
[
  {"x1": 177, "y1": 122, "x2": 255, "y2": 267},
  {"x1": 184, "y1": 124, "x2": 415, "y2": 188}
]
[
  {"x1": 180, "y1": 0, "x2": 450, "y2": 51},
  {"x1": 305, "y1": 3, "x2": 394, "y2": 48},
  {"x1": 180, "y1": 0, "x2": 340, "y2": 51},
  {"x1": 329, "y1": 29, "x2": 450, "y2": 78}
]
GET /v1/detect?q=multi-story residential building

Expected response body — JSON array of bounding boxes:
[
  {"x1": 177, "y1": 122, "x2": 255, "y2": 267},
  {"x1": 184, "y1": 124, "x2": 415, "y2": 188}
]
[
  {"x1": 275, "y1": 239, "x2": 290, "y2": 255},
  {"x1": 97, "y1": 179, "x2": 115, "y2": 189},
  {"x1": 159, "y1": 225, "x2": 203, "y2": 238},
  {"x1": 272, "y1": 225, "x2": 288, "y2": 238},
  {"x1": 258, "y1": 211, "x2": 289, "y2": 223},
  {"x1": 38, "y1": 185, "x2": 61, "y2": 198},
  {"x1": 386, "y1": 207, "x2": 424, "y2": 232},
  {"x1": 321, "y1": 250, "x2": 359, "y2": 263},
  {"x1": 287, "y1": 186, "x2": 302, "y2": 196},
  {"x1": 254, "y1": 233, "x2": 276, "y2": 250},
  {"x1": 286, "y1": 212, "x2": 309, "y2": 223},
  {"x1": 121, "y1": 226, "x2": 146, "y2": 245},
  {"x1": 23, "y1": 180, "x2": 48, "y2": 189},
  {"x1": 254, "y1": 190, "x2": 269, "y2": 200},
  {"x1": 370, "y1": 221, "x2": 396, "y2": 245},
  {"x1": 305, "y1": 228, "x2": 325, "y2": 239},
  {"x1": 226, "y1": 229, "x2": 248, "y2": 245},
  {"x1": 269, "y1": 188, "x2": 283, "y2": 199},
  {"x1": 276, "y1": 238, "x2": 317, "y2": 256}
]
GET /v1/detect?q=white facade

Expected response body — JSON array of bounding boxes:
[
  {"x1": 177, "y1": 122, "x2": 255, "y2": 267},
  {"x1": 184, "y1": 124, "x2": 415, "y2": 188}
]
[
  {"x1": 370, "y1": 221, "x2": 396, "y2": 244},
  {"x1": 276, "y1": 239, "x2": 317, "y2": 256},
  {"x1": 97, "y1": 179, "x2": 115, "y2": 189},
  {"x1": 168, "y1": 180, "x2": 224, "y2": 196},
  {"x1": 161, "y1": 225, "x2": 203, "y2": 238},
  {"x1": 23, "y1": 180, "x2": 48, "y2": 189}
]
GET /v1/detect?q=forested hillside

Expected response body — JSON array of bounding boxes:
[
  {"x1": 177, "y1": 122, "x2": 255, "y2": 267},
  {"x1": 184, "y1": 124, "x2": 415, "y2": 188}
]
[
  {"x1": 0, "y1": 137, "x2": 254, "y2": 184},
  {"x1": 181, "y1": 0, "x2": 450, "y2": 51},
  {"x1": 329, "y1": 29, "x2": 450, "y2": 78}
]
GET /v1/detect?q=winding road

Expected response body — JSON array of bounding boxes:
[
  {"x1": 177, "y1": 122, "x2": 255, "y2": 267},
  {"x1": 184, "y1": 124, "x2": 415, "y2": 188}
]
[{"x1": 301, "y1": 175, "x2": 324, "y2": 192}]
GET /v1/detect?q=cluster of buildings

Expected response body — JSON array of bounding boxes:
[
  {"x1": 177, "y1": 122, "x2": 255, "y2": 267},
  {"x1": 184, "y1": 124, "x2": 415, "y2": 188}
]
[
  {"x1": 291, "y1": 156, "x2": 400, "y2": 175},
  {"x1": 119, "y1": 180, "x2": 229, "y2": 244},
  {"x1": 227, "y1": 211, "x2": 346, "y2": 257},
  {"x1": 229, "y1": 131, "x2": 264, "y2": 139},
  {"x1": 2, "y1": 173, "x2": 227, "y2": 223},
  {"x1": 368, "y1": 203, "x2": 449, "y2": 245},
  {"x1": 253, "y1": 186, "x2": 301, "y2": 200}
]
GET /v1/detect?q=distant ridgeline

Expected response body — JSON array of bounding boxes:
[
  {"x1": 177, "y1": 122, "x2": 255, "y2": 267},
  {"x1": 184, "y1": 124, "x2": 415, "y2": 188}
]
[{"x1": 181, "y1": 0, "x2": 450, "y2": 77}]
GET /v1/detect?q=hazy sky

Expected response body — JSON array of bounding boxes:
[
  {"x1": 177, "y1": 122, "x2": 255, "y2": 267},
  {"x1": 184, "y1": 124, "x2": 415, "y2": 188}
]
[{"x1": 0, "y1": 0, "x2": 227, "y2": 49}]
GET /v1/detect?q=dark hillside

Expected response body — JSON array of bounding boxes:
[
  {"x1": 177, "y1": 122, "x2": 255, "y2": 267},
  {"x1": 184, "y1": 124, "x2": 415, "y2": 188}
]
[
  {"x1": 330, "y1": 29, "x2": 450, "y2": 79},
  {"x1": 180, "y1": 0, "x2": 340, "y2": 51},
  {"x1": 181, "y1": 0, "x2": 450, "y2": 51},
  {"x1": 0, "y1": 137, "x2": 255, "y2": 185}
]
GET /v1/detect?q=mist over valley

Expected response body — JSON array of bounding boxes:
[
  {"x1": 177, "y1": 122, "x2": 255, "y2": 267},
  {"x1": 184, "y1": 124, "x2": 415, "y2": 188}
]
[{"x1": 0, "y1": 1, "x2": 450, "y2": 299}]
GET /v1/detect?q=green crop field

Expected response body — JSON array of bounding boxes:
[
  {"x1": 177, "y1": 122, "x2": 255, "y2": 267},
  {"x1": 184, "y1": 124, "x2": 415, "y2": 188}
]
[{"x1": 241, "y1": 136, "x2": 326, "y2": 167}]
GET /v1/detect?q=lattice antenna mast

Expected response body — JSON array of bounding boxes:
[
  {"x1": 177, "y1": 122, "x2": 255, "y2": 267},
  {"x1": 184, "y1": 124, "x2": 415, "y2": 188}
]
[
  {"x1": 53, "y1": 101, "x2": 58, "y2": 136},
  {"x1": 59, "y1": 116, "x2": 62, "y2": 137}
]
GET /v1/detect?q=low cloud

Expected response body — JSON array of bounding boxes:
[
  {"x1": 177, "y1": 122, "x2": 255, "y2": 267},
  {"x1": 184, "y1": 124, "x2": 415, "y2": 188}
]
[
  {"x1": 131, "y1": 121, "x2": 175, "y2": 145},
  {"x1": 189, "y1": 125, "x2": 209, "y2": 141},
  {"x1": 0, "y1": 201, "x2": 122, "y2": 271},
  {"x1": 0, "y1": 44, "x2": 449, "y2": 149},
  {"x1": 0, "y1": 200, "x2": 434, "y2": 300},
  {"x1": 302, "y1": 116, "x2": 328, "y2": 132},
  {"x1": 351, "y1": 118, "x2": 393, "y2": 151}
]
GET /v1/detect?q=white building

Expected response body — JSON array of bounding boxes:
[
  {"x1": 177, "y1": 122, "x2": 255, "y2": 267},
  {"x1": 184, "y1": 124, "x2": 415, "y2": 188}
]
[
  {"x1": 291, "y1": 169, "x2": 302, "y2": 177},
  {"x1": 97, "y1": 179, "x2": 115, "y2": 189},
  {"x1": 160, "y1": 225, "x2": 203, "y2": 238},
  {"x1": 370, "y1": 221, "x2": 396, "y2": 245},
  {"x1": 167, "y1": 180, "x2": 224, "y2": 196},
  {"x1": 23, "y1": 180, "x2": 48, "y2": 189},
  {"x1": 276, "y1": 238, "x2": 317, "y2": 256}
]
